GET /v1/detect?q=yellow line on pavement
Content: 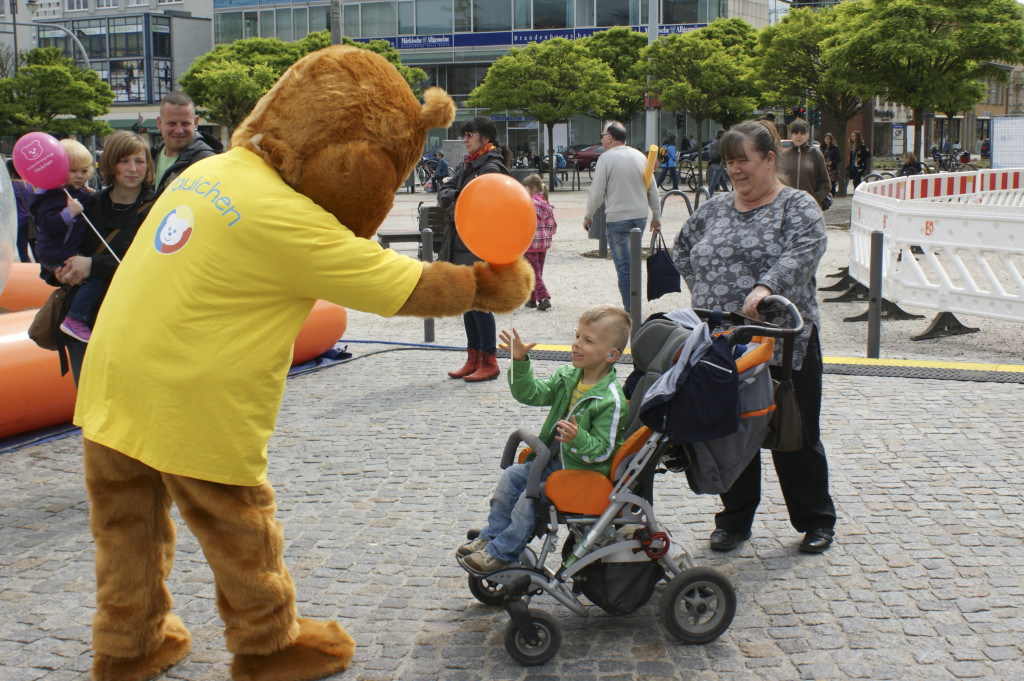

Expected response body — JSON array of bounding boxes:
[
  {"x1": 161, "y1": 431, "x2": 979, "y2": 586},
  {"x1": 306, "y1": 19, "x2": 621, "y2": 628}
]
[{"x1": 529, "y1": 344, "x2": 1024, "y2": 373}]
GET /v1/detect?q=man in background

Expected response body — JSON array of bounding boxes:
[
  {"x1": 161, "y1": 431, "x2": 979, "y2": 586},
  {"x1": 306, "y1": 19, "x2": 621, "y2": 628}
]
[{"x1": 152, "y1": 92, "x2": 223, "y2": 196}]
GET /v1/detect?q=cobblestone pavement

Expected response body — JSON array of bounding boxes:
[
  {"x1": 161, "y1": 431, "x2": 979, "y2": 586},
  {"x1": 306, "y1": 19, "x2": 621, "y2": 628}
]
[{"x1": 2, "y1": 352, "x2": 1023, "y2": 680}]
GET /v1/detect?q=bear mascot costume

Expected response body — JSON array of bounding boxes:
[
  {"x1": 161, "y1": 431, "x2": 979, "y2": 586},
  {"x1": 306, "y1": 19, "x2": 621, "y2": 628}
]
[{"x1": 73, "y1": 45, "x2": 533, "y2": 681}]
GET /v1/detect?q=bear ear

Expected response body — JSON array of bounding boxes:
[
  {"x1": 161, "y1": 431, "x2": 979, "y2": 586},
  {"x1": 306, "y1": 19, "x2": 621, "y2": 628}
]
[{"x1": 419, "y1": 87, "x2": 456, "y2": 132}]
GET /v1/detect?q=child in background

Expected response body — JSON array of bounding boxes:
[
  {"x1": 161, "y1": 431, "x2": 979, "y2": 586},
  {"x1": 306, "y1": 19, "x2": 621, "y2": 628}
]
[
  {"x1": 521, "y1": 173, "x2": 557, "y2": 311},
  {"x1": 457, "y1": 305, "x2": 631, "y2": 576},
  {"x1": 30, "y1": 139, "x2": 100, "y2": 342}
]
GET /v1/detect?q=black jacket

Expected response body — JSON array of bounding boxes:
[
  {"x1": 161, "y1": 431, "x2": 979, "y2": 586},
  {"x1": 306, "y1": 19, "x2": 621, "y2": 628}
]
[
  {"x1": 152, "y1": 131, "x2": 224, "y2": 196},
  {"x1": 437, "y1": 148, "x2": 510, "y2": 265}
]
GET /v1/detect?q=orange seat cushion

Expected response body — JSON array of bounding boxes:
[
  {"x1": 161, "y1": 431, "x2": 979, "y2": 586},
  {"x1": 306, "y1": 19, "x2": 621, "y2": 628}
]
[{"x1": 544, "y1": 470, "x2": 614, "y2": 515}]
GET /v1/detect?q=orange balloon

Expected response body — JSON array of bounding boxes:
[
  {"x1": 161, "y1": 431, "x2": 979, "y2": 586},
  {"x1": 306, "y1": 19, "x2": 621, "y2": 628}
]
[{"x1": 454, "y1": 173, "x2": 536, "y2": 266}]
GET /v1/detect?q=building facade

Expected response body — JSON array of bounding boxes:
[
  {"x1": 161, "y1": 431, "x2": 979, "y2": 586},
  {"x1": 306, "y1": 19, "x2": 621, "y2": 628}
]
[{"x1": 211, "y1": 0, "x2": 773, "y2": 152}]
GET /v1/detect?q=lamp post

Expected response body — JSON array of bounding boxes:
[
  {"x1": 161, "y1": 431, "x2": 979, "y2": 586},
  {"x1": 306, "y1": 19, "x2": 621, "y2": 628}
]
[
  {"x1": 9, "y1": 0, "x2": 18, "y2": 75},
  {"x1": 22, "y1": 0, "x2": 91, "y2": 69}
]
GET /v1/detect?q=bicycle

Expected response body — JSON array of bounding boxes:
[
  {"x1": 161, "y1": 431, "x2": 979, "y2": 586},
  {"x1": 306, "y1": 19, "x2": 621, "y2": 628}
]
[
  {"x1": 931, "y1": 151, "x2": 977, "y2": 173},
  {"x1": 657, "y1": 160, "x2": 698, "y2": 192}
]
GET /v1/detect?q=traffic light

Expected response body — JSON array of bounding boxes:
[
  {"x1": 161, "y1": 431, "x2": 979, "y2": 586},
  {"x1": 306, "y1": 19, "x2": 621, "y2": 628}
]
[{"x1": 796, "y1": 106, "x2": 806, "y2": 120}]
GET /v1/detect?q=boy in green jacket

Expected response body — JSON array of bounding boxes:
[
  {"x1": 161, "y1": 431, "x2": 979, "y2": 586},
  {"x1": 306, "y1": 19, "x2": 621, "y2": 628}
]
[{"x1": 458, "y1": 304, "x2": 631, "y2": 576}]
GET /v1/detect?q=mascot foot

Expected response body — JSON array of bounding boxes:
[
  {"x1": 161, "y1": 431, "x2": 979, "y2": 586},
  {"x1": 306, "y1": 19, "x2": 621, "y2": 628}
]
[
  {"x1": 230, "y1": 618, "x2": 355, "y2": 681},
  {"x1": 92, "y1": 614, "x2": 191, "y2": 681}
]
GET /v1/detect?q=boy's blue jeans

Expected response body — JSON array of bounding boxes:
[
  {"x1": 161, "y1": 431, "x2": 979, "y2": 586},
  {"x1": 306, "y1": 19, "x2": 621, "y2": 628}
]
[
  {"x1": 481, "y1": 456, "x2": 562, "y2": 563},
  {"x1": 606, "y1": 218, "x2": 646, "y2": 311}
]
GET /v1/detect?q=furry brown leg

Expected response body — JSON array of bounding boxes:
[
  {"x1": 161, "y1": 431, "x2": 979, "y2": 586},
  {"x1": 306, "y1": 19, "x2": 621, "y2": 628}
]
[
  {"x1": 91, "y1": 614, "x2": 191, "y2": 681},
  {"x1": 230, "y1": 618, "x2": 355, "y2": 681}
]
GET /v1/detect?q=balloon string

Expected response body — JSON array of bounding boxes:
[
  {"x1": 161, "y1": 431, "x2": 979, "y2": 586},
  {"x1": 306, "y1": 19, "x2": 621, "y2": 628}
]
[{"x1": 65, "y1": 188, "x2": 121, "y2": 264}]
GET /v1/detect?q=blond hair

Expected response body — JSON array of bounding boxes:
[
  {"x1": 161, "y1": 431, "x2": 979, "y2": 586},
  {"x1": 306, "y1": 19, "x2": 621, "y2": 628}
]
[
  {"x1": 579, "y1": 304, "x2": 632, "y2": 350},
  {"x1": 61, "y1": 139, "x2": 94, "y2": 179},
  {"x1": 522, "y1": 173, "x2": 547, "y2": 201}
]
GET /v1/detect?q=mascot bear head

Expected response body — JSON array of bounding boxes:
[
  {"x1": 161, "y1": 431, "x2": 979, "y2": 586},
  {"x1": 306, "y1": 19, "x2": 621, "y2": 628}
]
[{"x1": 230, "y1": 45, "x2": 455, "y2": 239}]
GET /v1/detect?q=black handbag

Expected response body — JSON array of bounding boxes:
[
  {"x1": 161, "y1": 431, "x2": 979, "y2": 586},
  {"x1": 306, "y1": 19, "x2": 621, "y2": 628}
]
[
  {"x1": 646, "y1": 232, "x2": 681, "y2": 301},
  {"x1": 761, "y1": 335, "x2": 804, "y2": 452}
]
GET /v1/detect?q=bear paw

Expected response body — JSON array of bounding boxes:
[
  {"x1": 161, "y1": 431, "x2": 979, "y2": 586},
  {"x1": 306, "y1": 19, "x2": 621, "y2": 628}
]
[
  {"x1": 230, "y1": 618, "x2": 355, "y2": 681},
  {"x1": 91, "y1": 613, "x2": 191, "y2": 681}
]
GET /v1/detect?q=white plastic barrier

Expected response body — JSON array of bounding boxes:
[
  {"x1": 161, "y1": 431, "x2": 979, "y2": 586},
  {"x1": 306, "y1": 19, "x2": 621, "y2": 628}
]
[{"x1": 850, "y1": 168, "x2": 1024, "y2": 324}]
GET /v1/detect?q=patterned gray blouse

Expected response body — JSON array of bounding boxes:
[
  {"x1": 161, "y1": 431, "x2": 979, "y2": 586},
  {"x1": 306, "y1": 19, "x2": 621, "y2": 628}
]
[{"x1": 672, "y1": 186, "x2": 826, "y2": 370}]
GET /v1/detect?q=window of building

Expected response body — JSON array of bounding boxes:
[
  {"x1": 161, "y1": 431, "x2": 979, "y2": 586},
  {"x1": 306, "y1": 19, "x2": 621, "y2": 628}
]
[
  {"x1": 157, "y1": 0, "x2": 182, "y2": 4},
  {"x1": 111, "y1": 59, "x2": 144, "y2": 102},
  {"x1": 95, "y1": 0, "x2": 116, "y2": 9},
  {"x1": 109, "y1": 16, "x2": 143, "y2": 58},
  {"x1": 399, "y1": 1, "x2": 414, "y2": 34},
  {"x1": 343, "y1": 4, "x2": 359, "y2": 37},
  {"x1": 596, "y1": 0, "x2": 628, "y2": 27},
  {"x1": 152, "y1": 16, "x2": 170, "y2": 57},
  {"x1": 514, "y1": 0, "x2": 530, "y2": 29},
  {"x1": 417, "y1": 0, "x2": 452, "y2": 34},
  {"x1": 276, "y1": 8, "x2": 292, "y2": 41},
  {"x1": 244, "y1": 11, "x2": 258, "y2": 38},
  {"x1": 450, "y1": 64, "x2": 488, "y2": 95},
  {"x1": 474, "y1": 0, "x2": 511, "y2": 31},
  {"x1": 126, "y1": 0, "x2": 147, "y2": 6},
  {"x1": 260, "y1": 9, "x2": 274, "y2": 37},
  {"x1": 361, "y1": 2, "x2": 395, "y2": 37},
  {"x1": 77, "y1": 19, "x2": 108, "y2": 60},
  {"x1": 576, "y1": 0, "x2": 594, "y2": 26},
  {"x1": 66, "y1": 0, "x2": 88, "y2": 11},
  {"x1": 309, "y1": 5, "x2": 329, "y2": 33},
  {"x1": 293, "y1": 7, "x2": 308, "y2": 36},
  {"x1": 535, "y1": 0, "x2": 571, "y2": 28},
  {"x1": 663, "y1": 0, "x2": 697, "y2": 23},
  {"x1": 215, "y1": 12, "x2": 243, "y2": 44},
  {"x1": 154, "y1": 59, "x2": 173, "y2": 101},
  {"x1": 454, "y1": 0, "x2": 471, "y2": 32}
]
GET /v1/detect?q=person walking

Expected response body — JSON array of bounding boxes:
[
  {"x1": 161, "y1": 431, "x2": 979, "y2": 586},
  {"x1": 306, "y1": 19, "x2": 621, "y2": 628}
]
[
  {"x1": 673, "y1": 119, "x2": 837, "y2": 555},
  {"x1": 776, "y1": 119, "x2": 831, "y2": 210},
  {"x1": 657, "y1": 134, "x2": 678, "y2": 191},
  {"x1": 583, "y1": 121, "x2": 661, "y2": 312},
  {"x1": 521, "y1": 174, "x2": 557, "y2": 311},
  {"x1": 821, "y1": 133, "x2": 841, "y2": 196},
  {"x1": 437, "y1": 116, "x2": 512, "y2": 382},
  {"x1": 152, "y1": 92, "x2": 223, "y2": 196},
  {"x1": 705, "y1": 129, "x2": 729, "y2": 195},
  {"x1": 430, "y1": 151, "x2": 450, "y2": 191},
  {"x1": 847, "y1": 130, "x2": 871, "y2": 191}
]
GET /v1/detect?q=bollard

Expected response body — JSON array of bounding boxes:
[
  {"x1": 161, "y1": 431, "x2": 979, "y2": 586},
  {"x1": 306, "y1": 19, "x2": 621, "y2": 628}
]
[
  {"x1": 629, "y1": 227, "x2": 643, "y2": 337},
  {"x1": 421, "y1": 228, "x2": 435, "y2": 343},
  {"x1": 867, "y1": 230, "x2": 883, "y2": 358}
]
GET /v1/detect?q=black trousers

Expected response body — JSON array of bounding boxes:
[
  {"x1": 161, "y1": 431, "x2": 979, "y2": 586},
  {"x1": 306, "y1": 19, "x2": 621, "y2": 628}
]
[{"x1": 715, "y1": 326, "x2": 836, "y2": 535}]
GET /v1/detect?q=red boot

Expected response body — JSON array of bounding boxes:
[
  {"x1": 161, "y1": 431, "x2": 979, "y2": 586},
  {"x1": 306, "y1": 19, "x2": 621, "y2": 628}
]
[
  {"x1": 448, "y1": 348, "x2": 480, "y2": 379},
  {"x1": 464, "y1": 351, "x2": 500, "y2": 382}
]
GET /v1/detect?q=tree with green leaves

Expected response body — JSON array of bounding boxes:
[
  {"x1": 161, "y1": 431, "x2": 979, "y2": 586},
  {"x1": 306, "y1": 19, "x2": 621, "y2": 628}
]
[
  {"x1": 826, "y1": 0, "x2": 1024, "y2": 159},
  {"x1": 700, "y1": 18, "x2": 761, "y2": 129},
  {"x1": 645, "y1": 28, "x2": 757, "y2": 183},
  {"x1": 469, "y1": 37, "x2": 617, "y2": 189},
  {"x1": 0, "y1": 47, "x2": 113, "y2": 138},
  {"x1": 759, "y1": 7, "x2": 864, "y2": 195},
  {"x1": 579, "y1": 27, "x2": 648, "y2": 124},
  {"x1": 181, "y1": 34, "x2": 427, "y2": 133}
]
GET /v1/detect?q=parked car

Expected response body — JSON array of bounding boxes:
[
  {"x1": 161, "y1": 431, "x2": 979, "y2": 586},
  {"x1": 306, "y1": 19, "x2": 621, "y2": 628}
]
[{"x1": 565, "y1": 143, "x2": 603, "y2": 170}]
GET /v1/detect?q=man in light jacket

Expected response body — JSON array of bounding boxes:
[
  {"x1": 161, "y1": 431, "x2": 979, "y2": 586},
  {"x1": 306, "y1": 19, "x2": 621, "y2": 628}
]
[{"x1": 583, "y1": 121, "x2": 661, "y2": 312}]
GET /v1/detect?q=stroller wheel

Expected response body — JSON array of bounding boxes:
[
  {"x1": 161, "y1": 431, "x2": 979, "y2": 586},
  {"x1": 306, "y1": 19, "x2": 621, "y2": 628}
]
[
  {"x1": 468, "y1": 574, "x2": 506, "y2": 606},
  {"x1": 504, "y1": 609, "x2": 561, "y2": 666},
  {"x1": 660, "y1": 566, "x2": 736, "y2": 644}
]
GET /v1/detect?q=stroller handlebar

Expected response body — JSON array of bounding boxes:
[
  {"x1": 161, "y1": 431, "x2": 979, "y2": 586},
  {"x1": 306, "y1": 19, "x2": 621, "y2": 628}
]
[
  {"x1": 501, "y1": 429, "x2": 553, "y2": 501},
  {"x1": 693, "y1": 295, "x2": 804, "y2": 345}
]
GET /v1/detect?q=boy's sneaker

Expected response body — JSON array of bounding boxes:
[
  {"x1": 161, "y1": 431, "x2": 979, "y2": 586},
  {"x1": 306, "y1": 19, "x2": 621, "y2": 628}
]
[
  {"x1": 59, "y1": 318, "x2": 92, "y2": 343},
  {"x1": 461, "y1": 550, "x2": 507, "y2": 576},
  {"x1": 456, "y1": 537, "x2": 488, "y2": 558}
]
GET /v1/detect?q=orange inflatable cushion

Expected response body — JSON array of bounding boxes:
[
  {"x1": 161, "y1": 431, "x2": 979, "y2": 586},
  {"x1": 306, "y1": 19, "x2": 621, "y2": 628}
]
[{"x1": 543, "y1": 426, "x2": 653, "y2": 516}]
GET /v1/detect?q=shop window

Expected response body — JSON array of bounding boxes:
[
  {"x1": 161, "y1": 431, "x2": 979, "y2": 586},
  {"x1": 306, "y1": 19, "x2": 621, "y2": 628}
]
[
  {"x1": 309, "y1": 5, "x2": 329, "y2": 34},
  {"x1": 399, "y1": 1, "x2": 414, "y2": 34},
  {"x1": 293, "y1": 8, "x2": 307, "y2": 36},
  {"x1": 576, "y1": 0, "x2": 594, "y2": 27},
  {"x1": 244, "y1": 11, "x2": 258, "y2": 38},
  {"x1": 534, "y1": 0, "x2": 571, "y2": 29},
  {"x1": 474, "y1": 0, "x2": 511, "y2": 31},
  {"x1": 454, "y1": 0, "x2": 471, "y2": 32},
  {"x1": 514, "y1": 0, "x2": 530, "y2": 29},
  {"x1": 215, "y1": 12, "x2": 243, "y2": 44},
  {"x1": 596, "y1": 0, "x2": 628, "y2": 27},
  {"x1": 151, "y1": 16, "x2": 170, "y2": 58},
  {"x1": 259, "y1": 9, "x2": 274, "y2": 37},
  {"x1": 276, "y1": 8, "x2": 292, "y2": 41},
  {"x1": 418, "y1": 0, "x2": 452, "y2": 34},
  {"x1": 663, "y1": 0, "x2": 697, "y2": 24},
  {"x1": 344, "y1": 5, "x2": 359, "y2": 37},
  {"x1": 361, "y1": 2, "x2": 396, "y2": 37}
]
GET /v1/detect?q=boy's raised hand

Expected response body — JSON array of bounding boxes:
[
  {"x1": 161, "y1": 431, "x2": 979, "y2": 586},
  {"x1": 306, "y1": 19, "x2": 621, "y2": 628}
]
[
  {"x1": 554, "y1": 416, "x2": 579, "y2": 443},
  {"x1": 498, "y1": 328, "x2": 537, "y2": 362}
]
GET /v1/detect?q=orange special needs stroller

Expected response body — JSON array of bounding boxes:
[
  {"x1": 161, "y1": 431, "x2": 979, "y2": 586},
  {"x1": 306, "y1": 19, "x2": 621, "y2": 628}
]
[{"x1": 456, "y1": 296, "x2": 804, "y2": 665}]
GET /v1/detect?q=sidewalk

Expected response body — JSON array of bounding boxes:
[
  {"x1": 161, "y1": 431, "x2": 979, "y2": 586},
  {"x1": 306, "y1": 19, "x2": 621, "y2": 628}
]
[{"x1": 1, "y1": 183, "x2": 1022, "y2": 681}]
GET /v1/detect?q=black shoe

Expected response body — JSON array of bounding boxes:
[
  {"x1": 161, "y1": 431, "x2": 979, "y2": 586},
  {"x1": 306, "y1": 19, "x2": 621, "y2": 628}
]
[
  {"x1": 799, "y1": 528, "x2": 834, "y2": 554},
  {"x1": 537, "y1": 299, "x2": 551, "y2": 311},
  {"x1": 709, "y1": 528, "x2": 751, "y2": 552},
  {"x1": 525, "y1": 300, "x2": 537, "y2": 309}
]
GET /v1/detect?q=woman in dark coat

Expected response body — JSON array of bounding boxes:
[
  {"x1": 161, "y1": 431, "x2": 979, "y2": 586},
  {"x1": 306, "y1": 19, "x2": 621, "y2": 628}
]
[
  {"x1": 821, "y1": 133, "x2": 841, "y2": 196},
  {"x1": 437, "y1": 116, "x2": 512, "y2": 382},
  {"x1": 53, "y1": 132, "x2": 157, "y2": 384},
  {"x1": 847, "y1": 130, "x2": 871, "y2": 190}
]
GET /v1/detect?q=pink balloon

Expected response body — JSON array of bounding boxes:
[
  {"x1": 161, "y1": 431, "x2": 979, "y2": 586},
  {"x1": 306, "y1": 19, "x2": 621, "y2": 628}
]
[{"x1": 12, "y1": 132, "x2": 69, "y2": 190}]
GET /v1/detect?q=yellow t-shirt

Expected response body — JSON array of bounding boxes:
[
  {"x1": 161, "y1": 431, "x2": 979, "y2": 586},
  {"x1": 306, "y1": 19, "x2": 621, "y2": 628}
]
[{"x1": 75, "y1": 147, "x2": 423, "y2": 486}]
